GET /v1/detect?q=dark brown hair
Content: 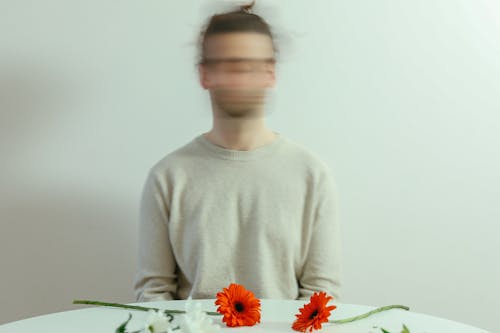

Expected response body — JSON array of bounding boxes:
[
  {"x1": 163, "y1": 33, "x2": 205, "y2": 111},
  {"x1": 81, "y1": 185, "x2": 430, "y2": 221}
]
[{"x1": 197, "y1": 1, "x2": 277, "y2": 64}]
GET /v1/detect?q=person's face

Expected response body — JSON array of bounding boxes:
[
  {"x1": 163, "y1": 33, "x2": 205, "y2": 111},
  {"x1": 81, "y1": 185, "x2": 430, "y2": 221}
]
[{"x1": 198, "y1": 32, "x2": 276, "y2": 118}]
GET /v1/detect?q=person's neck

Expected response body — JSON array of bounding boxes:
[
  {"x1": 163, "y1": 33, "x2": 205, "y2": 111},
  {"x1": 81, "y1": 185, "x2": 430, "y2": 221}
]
[{"x1": 204, "y1": 120, "x2": 277, "y2": 151}]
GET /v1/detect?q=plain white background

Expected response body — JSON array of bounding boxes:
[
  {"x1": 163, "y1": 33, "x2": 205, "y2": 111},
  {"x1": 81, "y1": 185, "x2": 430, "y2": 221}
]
[{"x1": 0, "y1": 0, "x2": 498, "y2": 332}]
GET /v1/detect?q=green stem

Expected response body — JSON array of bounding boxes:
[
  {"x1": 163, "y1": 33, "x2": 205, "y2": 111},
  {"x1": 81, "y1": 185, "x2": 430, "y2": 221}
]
[
  {"x1": 73, "y1": 300, "x2": 221, "y2": 316},
  {"x1": 330, "y1": 305, "x2": 409, "y2": 324}
]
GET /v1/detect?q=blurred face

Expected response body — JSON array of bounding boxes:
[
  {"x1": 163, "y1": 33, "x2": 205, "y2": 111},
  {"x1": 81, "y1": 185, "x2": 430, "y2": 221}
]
[{"x1": 199, "y1": 32, "x2": 276, "y2": 118}]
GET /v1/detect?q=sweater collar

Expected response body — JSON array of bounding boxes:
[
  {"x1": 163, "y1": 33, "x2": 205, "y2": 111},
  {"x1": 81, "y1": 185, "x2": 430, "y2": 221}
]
[{"x1": 195, "y1": 132, "x2": 283, "y2": 161}]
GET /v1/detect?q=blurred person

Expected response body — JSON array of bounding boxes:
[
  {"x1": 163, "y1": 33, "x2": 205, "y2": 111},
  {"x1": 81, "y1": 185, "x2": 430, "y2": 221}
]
[{"x1": 134, "y1": 1, "x2": 342, "y2": 301}]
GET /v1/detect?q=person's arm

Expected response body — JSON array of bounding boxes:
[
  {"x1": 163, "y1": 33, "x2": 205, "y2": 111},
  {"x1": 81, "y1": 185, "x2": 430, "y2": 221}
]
[
  {"x1": 133, "y1": 169, "x2": 177, "y2": 301},
  {"x1": 298, "y1": 166, "x2": 343, "y2": 301}
]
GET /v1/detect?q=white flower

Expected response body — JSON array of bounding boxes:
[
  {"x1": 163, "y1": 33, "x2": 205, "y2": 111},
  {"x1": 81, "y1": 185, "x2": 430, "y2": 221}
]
[
  {"x1": 178, "y1": 297, "x2": 221, "y2": 333},
  {"x1": 145, "y1": 309, "x2": 174, "y2": 333}
]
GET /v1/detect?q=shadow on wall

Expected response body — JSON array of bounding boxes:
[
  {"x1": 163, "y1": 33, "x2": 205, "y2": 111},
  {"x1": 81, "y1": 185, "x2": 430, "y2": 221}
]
[
  {"x1": 0, "y1": 62, "x2": 136, "y2": 325},
  {"x1": 0, "y1": 186, "x2": 137, "y2": 325},
  {"x1": 0, "y1": 61, "x2": 75, "y2": 154}
]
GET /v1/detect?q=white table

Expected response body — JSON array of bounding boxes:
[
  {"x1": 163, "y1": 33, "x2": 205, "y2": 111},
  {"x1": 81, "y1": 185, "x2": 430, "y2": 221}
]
[{"x1": 0, "y1": 299, "x2": 490, "y2": 333}]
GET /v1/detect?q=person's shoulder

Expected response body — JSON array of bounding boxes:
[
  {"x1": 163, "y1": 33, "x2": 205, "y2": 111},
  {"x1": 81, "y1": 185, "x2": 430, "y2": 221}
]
[
  {"x1": 280, "y1": 136, "x2": 337, "y2": 193},
  {"x1": 280, "y1": 136, "x2": 332, "y2": 174},
  {"x1": 147, "y1": 137, "x2": 202, "y2": 177}
]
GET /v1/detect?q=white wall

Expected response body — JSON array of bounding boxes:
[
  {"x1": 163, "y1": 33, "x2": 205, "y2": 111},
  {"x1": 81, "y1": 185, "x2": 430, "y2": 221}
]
[{"x1": 1, "y1": 1, "x2": 498, "y2": 332}]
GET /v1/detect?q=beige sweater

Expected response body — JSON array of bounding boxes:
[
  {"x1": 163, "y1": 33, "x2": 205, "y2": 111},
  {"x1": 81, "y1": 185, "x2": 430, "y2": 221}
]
[{"x1": 134, "y1": 133, "x2": 342, "y2": 302}]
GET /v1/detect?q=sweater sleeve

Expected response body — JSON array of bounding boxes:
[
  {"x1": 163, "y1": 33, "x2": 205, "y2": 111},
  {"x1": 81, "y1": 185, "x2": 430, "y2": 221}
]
[
  {"x1": 298, "y1": 166, "x2": 343, "y2": 301},
  {"x1": 133, "y1": 168, "x2": 177, "y2": 301}
]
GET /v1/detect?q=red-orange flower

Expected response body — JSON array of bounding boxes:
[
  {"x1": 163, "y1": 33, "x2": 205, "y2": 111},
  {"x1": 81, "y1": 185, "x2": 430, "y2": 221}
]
[
  {"x1": 214, "y1": 283, "x2": 261, "y2": 327},
  {"x1": 292, "y1": 292, "x2": 337, "y2": 332}
]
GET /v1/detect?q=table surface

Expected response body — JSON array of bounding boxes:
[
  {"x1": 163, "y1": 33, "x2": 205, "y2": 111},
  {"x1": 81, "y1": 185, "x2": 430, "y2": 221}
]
[{"x1": 0, "y1": 299, "x2": 490, "y2": 333}]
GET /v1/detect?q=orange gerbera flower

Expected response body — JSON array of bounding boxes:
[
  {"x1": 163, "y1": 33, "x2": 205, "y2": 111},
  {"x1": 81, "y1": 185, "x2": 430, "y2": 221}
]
[
  {"x1": 292, "y1": 292, "x2": 337, "y2": 332},
  {"x1": 214, "y1": 283, "x2": 261, "y2": 327}
]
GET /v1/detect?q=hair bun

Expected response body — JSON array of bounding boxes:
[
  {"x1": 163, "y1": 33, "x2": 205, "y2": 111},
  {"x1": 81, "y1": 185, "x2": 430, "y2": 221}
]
[{"x1": 240, "y1": 0, "x2": 256, "y2": 14}]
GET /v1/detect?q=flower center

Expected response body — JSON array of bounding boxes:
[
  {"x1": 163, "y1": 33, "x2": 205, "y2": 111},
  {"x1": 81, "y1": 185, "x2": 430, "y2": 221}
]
[
  {"x1": 309, "y1": 310, "x2": 318, "y2": 319},
  {"x1": 234, "y1": 302, "x2": 245, "y2": 312}
]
